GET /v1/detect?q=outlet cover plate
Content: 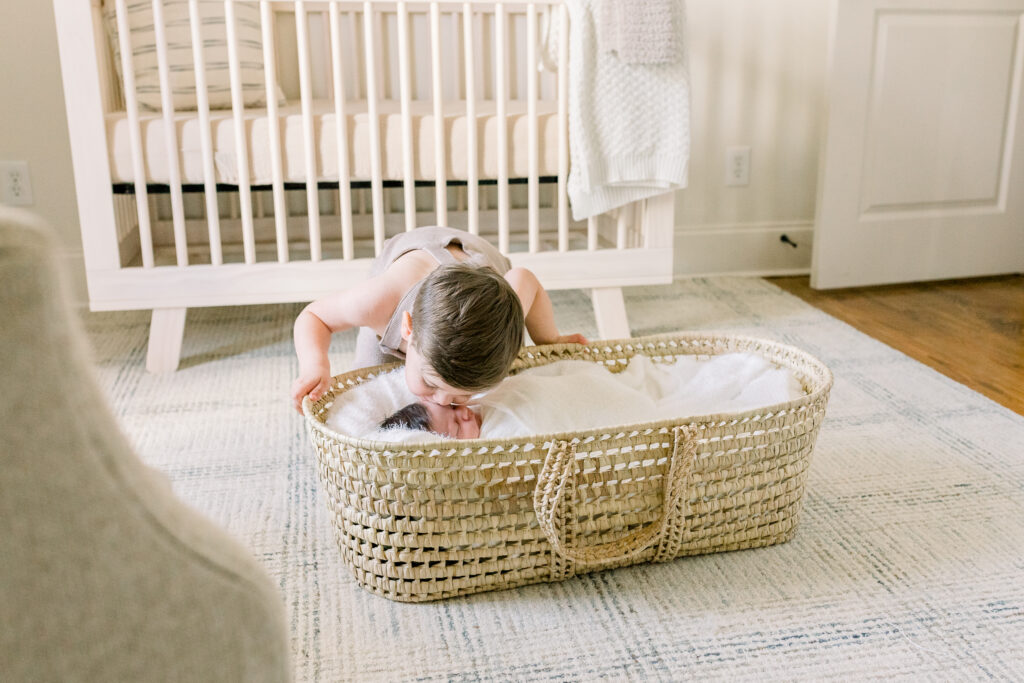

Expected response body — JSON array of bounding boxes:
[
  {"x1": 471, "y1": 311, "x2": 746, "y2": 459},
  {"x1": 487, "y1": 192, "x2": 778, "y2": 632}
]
[
  {"x1": 0, "y1": 161, "x2": 34, "y2": 206},
  {"x1": 726, "y1": 146, "x2": 751, "y2": 187}
]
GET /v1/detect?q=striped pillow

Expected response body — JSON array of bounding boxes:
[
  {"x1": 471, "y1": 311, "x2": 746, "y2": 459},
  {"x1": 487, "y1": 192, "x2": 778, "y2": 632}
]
[{"x1": 104, "y1": 0, "x2": 285, "y2": 112}]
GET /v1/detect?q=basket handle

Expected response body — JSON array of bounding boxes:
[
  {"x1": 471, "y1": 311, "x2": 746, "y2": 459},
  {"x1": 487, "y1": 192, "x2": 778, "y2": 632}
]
[{"x1": 533, "y1": 426, "x2": 696, "y2": 565}]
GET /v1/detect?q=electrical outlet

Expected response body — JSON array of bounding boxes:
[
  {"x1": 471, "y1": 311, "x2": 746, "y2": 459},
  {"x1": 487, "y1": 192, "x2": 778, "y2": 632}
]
[
  {"x1": 725, "y1": 146, "x2": 750, "y2": 187},
  {"x1": 0, "y1": 161, "x2": 34, "y2": 206}
]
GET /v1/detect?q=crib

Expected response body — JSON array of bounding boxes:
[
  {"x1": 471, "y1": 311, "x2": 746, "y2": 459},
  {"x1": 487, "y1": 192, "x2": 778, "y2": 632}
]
[{"x1": 53, "y1": 0, "x2": 677, "y2": 373}]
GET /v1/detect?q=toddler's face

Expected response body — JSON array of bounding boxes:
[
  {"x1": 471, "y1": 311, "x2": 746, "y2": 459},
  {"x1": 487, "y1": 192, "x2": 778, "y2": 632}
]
[
  {"x1": 404, "y1": 344, "x2": 473, "y2": 406},
  {"x1": 421, "y1": 402, "x2": 482, "y2": 440}
]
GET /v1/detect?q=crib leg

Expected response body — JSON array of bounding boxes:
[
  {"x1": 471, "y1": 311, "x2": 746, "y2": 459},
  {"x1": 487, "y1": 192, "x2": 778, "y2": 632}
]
[
  {"x1": 591, "y1": 287, "x2": 630, "y2": 340},
  {"x1": 146, "y1": 308, "x2": 187, "y2": 374}
]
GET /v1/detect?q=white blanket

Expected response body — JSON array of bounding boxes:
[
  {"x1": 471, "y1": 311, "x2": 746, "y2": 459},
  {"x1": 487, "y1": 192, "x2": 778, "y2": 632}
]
[
  {"x1": 477, "y1": 354, "x2": 804, "y2": 438},
  {"x1": 325, "y1": 353, "x2": 805, "y2": 443}
]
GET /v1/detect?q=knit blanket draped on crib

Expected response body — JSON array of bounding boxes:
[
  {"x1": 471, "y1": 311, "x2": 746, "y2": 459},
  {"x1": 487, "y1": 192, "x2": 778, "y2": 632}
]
[{"x1": 555, "y1": 0, "x2": 691, "y2": 220}]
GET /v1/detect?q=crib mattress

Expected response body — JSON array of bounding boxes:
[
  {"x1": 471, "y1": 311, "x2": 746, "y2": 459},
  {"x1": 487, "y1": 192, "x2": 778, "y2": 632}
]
[{"x1": 106, "y1": 99, "x2": 560, "y2": 186}]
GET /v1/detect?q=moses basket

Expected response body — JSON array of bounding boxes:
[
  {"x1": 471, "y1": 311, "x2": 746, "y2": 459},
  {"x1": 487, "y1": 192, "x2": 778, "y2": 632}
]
[{"x1": 304, "y1": 333, "x2": 833, "y2": 602}]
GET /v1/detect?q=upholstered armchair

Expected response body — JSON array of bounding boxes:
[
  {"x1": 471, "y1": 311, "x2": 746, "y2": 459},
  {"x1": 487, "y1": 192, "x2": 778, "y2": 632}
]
[{"x1": 0, "y1": 207, "x2": 290, "y2": 681}]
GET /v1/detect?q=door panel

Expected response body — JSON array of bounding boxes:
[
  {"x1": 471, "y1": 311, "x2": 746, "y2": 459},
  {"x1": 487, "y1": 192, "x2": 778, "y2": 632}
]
[{"x1": 812, "y1": 0, "x2": 1024, "y2": 288}]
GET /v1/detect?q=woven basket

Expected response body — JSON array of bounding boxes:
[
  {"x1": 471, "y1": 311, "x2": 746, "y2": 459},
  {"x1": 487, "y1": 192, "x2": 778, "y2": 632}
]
[{"x1": 304, "y1": 333, "x2": 833, "y2": 602}]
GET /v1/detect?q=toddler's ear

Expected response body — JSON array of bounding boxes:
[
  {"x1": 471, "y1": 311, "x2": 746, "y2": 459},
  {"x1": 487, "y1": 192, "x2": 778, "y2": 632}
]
[{"x1": 401, "y1": 310, "x2": 414, "y2": 342}]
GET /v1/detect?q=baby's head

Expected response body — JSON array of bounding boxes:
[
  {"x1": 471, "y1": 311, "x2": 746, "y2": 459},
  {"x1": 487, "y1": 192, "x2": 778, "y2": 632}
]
[
  {"x1": 380, "y1": 401, "x2": 482, "y2": 440},
  {"x1": 402, "y1": 263, "x2": 524, "y2": 405}
]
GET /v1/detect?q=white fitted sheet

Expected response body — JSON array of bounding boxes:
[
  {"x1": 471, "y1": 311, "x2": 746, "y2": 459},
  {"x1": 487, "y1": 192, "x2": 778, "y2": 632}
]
[{"x1": 106, "y1": 99, "x2": 560, "y2": 185}]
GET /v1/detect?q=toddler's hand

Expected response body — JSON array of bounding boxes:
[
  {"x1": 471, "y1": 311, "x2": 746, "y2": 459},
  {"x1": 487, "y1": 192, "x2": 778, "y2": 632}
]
[
  {"x1": 291, "y1": 366, "x2": 332, "y2": 413},
  {"x1": 557, "y1": 333, "x2": 588, "y2": 345}
]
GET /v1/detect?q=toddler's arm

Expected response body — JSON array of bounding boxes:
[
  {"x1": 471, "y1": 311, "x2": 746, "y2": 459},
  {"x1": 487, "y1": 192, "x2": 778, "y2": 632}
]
[
  {"x1": 504, "y1": 267, "x2": 588, "y2": 346},
  {"x1": 291, "y1": 276, "x2": 401, "y2": 412}
]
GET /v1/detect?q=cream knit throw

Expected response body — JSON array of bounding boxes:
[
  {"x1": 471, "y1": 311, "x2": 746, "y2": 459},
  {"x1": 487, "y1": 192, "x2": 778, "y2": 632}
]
[
  {"x1": 599, "y1": 0, "x2": 677, "y2": 64},
  {"x1": 564, "y1": 0, "x2": 690, "y2": 220}
]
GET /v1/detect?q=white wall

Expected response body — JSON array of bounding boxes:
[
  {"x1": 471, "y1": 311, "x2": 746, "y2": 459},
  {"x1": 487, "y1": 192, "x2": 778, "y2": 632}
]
[
  {"x1": 2, "y1": 0, "x2": 831, "y2": 307},
  {"x1": 0, "y1": 0, "x2": 87, "y2": 301},
  {"x1": 674, "y1": 0, "x2": 831, "y2": 275}
]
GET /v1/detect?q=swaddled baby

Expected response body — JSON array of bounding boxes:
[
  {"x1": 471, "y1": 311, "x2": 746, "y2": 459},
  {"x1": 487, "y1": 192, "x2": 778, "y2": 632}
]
[
  {"x1": 381, "y1": 360, "x2": 660, "y2": 439},
  {"x1": 379, "y1": 353, "x2": 805, "y2": 440}
]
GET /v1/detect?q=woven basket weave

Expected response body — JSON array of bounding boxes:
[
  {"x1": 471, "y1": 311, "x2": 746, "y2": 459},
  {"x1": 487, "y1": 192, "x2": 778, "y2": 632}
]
[{"x1": 304, "y1": 333, "x2": 833, "y2": 602}]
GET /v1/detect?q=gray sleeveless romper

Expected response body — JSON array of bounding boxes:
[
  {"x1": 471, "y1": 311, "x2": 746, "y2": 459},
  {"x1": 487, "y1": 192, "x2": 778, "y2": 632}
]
[{"x1": 352, "y1": 226, "x2": 512, "y2": 369}]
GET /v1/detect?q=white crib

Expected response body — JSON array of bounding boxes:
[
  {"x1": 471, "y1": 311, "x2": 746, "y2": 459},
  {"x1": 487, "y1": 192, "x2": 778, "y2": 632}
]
[{"x1": 53, "y1": 0, "x2": 676, "y2": 372}]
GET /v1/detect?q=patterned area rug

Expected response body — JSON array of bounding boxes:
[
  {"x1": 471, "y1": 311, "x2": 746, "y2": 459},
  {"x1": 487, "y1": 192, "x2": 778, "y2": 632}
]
[{"x1": 84, "y1": 278, "x2": 1024, "y2": 681}]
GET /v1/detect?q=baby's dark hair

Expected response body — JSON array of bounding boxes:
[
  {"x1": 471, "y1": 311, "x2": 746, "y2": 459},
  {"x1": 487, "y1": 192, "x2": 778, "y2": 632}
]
[
  {"x1": 412, "y1": 262, "x2": 525, "y2": 392},
  {"x1": 380, "y1": 402, "x2": 431, "y2": 432}
]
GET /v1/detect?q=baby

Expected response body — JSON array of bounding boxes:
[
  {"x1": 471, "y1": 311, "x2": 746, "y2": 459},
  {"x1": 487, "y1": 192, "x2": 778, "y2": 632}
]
[
  {"x1": 380, "y1": 402, "x2": 482, "y2": 440},
  {"x1": 377, "y1": 359, "x2": 661, "y2": 440}
]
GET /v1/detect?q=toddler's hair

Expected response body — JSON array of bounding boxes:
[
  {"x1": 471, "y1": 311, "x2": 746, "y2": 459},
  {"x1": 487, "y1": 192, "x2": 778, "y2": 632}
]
[
  {"x1": 380, "y1": 402, "x2": 431, "y2": 432},
  {"x1": 412, "y1": 263, "x2": 524, "y2": 392}
]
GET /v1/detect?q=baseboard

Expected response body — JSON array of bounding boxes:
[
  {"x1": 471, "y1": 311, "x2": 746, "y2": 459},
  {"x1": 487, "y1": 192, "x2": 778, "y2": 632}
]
[{"x1": 673, "y1": 222, "x2": 813, "y2": 278}]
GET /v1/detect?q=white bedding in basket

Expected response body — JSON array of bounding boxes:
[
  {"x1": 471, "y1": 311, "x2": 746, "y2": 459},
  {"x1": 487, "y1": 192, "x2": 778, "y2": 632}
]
[{"x1": 324, "y1": 352, "x2": 806, "y2": 443}]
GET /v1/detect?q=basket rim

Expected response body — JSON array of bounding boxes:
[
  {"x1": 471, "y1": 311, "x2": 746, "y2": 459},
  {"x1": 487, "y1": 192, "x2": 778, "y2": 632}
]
[{"x1": 302, "y1": 331, "x2": 834, "y2": 453}]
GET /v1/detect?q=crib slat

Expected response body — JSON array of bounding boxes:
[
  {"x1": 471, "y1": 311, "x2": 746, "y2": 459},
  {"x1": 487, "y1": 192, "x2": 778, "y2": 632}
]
[
  {"x1": 296, "y1": 1, "x2": 323, "y2": 261},
  {"x1": 450, "y1": 11, "x2": 462, "y2": 100},
  {"x1": 588, "y1": 216, "x2": 598, "y2": 251},
  {"x1": 557, "y1": 1, "x2": 569, "y2": 252},
  {"x1": 151, "y1": 0, "x2": 188, "y2": 266},
  {"x1": 187, "y1": 0, "x2": 223, "y2": 265},
  {"x1": 329, "y1": 2, "x2": 355, "y2": 260},
  {"x1": 463, "y1": 3, "x2": 479, "y2": 235},
  {"x1": 526, "y1": 1, "x2": 539, "y2": 253},
  {"x1": 114, "y1": 0, "x2": 154, "y2": 269},
  {"x1": 430, "y1": 2, "x2": 447, "y2": 226},
  {"x1": 363, "y1": 2, "x2": 386, "y2": 255},
  {"x1": 225, "y1": 0, "x2": 256, "y2": 265},
  {"x1": 259, "y1": 1, "x2": 289, "y2": 263},
  {"x1": 349, "y1": 10, "x2": 363, "y2": 99},
  {"x1": 396, "y1": 1, "x2": 417, "y2": 232},
  {"x1": 495, "y1": 2, "x2": 509, "y2": 254},
  {"x1": 617, "y1": 205, "x2": 628, "y2": 249}
]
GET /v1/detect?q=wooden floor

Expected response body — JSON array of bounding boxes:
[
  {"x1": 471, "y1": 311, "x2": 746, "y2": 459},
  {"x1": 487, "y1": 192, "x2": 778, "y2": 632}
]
[{"x1": 770, "y1": 274, "x2": 1024, "y2": 416}]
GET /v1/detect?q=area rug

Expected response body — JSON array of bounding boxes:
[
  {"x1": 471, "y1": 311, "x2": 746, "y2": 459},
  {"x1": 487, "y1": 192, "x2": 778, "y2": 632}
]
[{"x1": 83, "y1": 278, "x2": 1024, "y2": 681}]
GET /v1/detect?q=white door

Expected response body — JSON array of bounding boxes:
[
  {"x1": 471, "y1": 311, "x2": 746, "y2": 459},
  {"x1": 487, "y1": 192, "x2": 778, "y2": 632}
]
[{"x1": 811, "y1": 0, "x2": 1024, "y2": 289}]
